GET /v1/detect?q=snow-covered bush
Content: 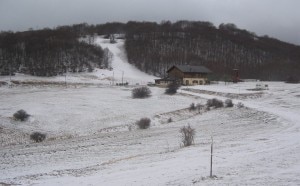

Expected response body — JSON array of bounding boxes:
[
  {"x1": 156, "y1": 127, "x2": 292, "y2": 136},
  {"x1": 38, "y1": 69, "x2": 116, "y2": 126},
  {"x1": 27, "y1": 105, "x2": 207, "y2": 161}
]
[
  {"x1": 132, "y1": 86, "x2": 151, "y2": 98},
  {"x1": 30, "y1": 132, "x2": 46, "y2": 143},
  {"x1": 225, "y1": 99, "x2": 234, "y2": 107},
  {"x1": 180, "y1": 125, "x2": 195, "y2": 147},
  {"x1": 196, "y1": 103, "x2": 204, "y2": 112},
  {"x1": 189, "y1": 103, "x2": 196, "y2": 111},
  {"x1": 13, "y1": 109, "x2": 30, "y2": 121},
  {"x1": 237, "y1": 102, "x2": 244, "y2": 108},
  {"x1": 165, "y1": 82, "x2": 180, "y2": 95},
  {"x1": 206, "y1": 98, "x2": 224, "y2": 108},
  {"x1": 136, "y1": 117, "x2": 151, "y2": 129}
]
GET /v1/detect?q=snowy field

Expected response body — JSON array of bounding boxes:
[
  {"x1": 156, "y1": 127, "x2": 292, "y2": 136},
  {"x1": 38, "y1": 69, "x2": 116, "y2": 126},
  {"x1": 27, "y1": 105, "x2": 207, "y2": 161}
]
[
  {"x1": 1, "y1": 81, "x2": 299, "y2": 185},
  {"x1": 1, "y1": 37, "x2": 300, "y2": 185}
]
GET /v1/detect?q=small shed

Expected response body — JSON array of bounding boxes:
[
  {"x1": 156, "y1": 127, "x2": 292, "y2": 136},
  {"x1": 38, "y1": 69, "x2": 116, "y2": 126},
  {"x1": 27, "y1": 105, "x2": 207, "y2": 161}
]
[{"x1": 154, "y1": 77, "x2": 178, "y2": 87}]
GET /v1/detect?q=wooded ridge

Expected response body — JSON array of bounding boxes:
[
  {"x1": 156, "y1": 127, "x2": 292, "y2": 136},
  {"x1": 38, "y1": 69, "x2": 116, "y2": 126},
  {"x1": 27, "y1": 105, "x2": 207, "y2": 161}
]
[{"x1": 1, "y1": 21, "x2": 299, "y2": 80}]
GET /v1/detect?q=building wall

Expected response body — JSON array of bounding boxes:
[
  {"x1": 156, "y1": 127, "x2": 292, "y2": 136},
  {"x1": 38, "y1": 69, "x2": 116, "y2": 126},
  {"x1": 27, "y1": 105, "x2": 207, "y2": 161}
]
[
  {"x1": 167, "y1": 66, "x2": 210, "y2": 86},
  {"x1": 183, "y1": 78, "x2": 208, "y2": 85},
  {"x1": 183, "y1": 73, "x2": 206, "y2": 78}
]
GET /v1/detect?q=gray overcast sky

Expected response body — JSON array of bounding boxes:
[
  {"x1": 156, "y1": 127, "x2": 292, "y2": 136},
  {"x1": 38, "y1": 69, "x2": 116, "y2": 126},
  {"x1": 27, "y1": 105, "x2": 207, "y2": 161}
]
[{"x1": 1, "y1": 0, "x2": 300, "y2": 45}]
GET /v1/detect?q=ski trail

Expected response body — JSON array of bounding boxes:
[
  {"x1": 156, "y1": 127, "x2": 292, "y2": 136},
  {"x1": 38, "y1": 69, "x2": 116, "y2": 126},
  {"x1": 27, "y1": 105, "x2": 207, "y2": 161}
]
[{"x1": 95, "y1": 37, "x2": 156, "y2": 85}]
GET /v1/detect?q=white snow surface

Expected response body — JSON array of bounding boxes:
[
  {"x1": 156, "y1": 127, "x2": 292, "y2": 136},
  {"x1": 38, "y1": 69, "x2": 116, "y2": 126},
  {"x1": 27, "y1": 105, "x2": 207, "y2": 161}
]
[
  {"x1": 94, "y1": 37, "x2": 156, "y2": 84},
  {"x1": 1, "y1": 44, "x2": 300, "y2": 185}
]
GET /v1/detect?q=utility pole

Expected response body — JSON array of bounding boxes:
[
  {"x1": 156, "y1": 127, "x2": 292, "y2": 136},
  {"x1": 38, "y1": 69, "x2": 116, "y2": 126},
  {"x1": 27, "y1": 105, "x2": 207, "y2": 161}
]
[
  {"x1": 65, "y1": 73, "x2": 67, "y2": 87},
  {"x1": 112, "y1": 71, "x2": 115, "y2": 86},
  {"x1": 9, "y1": 63, "x2": 12, "y2": 83},
  {"x1": 122, "y1": 71, "x2": 124, "y2": 85},
  {"x1": 64, "y1": 66, "x2": 67, "y2": 87},
  {"x1": 210, "y1": 136, "x2": 214, "y2": 178}
]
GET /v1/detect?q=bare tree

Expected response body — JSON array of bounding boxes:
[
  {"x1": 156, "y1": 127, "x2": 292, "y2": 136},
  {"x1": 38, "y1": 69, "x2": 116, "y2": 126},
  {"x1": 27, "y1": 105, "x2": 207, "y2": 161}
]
[{"x1": 180, "y1": 125, "x2": 195, "y2": 147}]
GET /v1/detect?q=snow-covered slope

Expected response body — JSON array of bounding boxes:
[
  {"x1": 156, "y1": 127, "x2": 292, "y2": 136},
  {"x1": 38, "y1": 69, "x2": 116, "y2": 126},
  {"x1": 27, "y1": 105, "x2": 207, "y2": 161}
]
[
  {"x1": 1, "y1": 82, "x2": 300, "y2": 185},
  {"x1": 0, "y1": 38, "x2": 299, "y2": 185},
  {"x1": 94, "y1": 37, "x2": 156, "y2": 84}
]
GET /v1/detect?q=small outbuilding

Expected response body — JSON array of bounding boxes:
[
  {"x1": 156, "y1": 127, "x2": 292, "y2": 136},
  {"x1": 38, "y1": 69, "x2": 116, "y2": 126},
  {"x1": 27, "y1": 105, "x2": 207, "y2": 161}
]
[{"x1": 154, "y1": 77, "x2": 178, "y2": 87}]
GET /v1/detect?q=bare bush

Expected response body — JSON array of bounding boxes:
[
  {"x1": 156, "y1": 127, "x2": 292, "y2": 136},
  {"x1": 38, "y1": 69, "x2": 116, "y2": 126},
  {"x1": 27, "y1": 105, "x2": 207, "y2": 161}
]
[
  {"x1": 13, "y1": 109, "x2": 30, "y2": 121},
  {"x1": 30, "y1": 132, "x2": 46, "y2": 142},
  {"x1": 132, "y1": 86, "x2": 151, "y2": 98},
  {"x1": 136, "y1": 117, "x2": 151, "y2": 129},
  {"x1": 0, "y1": 81, "x2": 8, "y2": 87},
  {"x1": 206, "y1": 98, "x2": 224, "y2": 108},
  {"x1": 237, "y1": 102, "x2": 244, "y2": 108},
  {"x1": 225, "y1": 99, "x2": 234, "y2": 107},
  {"x1": 189, "y1": 103, "x2": 196, "y2": 111},
  {"x1": 196, "y1": 103, "x2": 204, "y2": 112},
  {"x1": 165, "y1": 82, "x2": 180, "y2": 95},
  {"x1": 180, "y1": 125, "x2": 195, "y2": 147}
]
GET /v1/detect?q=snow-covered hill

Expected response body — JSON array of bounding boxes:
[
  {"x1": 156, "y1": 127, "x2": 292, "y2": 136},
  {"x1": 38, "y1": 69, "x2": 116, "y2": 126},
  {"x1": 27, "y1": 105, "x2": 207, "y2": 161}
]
[
  {"x1": 0, "y1": 36, "x2": 156, "y2": 86},
  {"x1": 0, "y1": 36, "x2": 299, "y2": 186}
]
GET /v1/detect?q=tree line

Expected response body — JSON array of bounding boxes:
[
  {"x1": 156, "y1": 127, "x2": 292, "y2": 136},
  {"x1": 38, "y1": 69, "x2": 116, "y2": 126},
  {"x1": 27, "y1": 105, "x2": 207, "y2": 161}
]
[
  {"x1": 1, "y1": 21, "x2": 299, "y2": 80},
  {"x1": 0, "y1": 25, "x2": 109, "y2": 76},
  {"x1": 124, "y1": 21, "x2": 300, "y2": 81}
]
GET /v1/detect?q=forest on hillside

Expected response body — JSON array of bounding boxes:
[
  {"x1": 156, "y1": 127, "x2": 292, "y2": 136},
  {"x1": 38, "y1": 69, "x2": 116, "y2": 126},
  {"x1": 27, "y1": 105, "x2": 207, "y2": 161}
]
[
  {"x1": 0, "y1": 27, "x2": 107, "y2": 76},
  {"x1": 0, "y1": 21, "x2": 299, "y2": 80},
  {"x1": 124, "y1": 21, "x2": 300, "y2": 81}
]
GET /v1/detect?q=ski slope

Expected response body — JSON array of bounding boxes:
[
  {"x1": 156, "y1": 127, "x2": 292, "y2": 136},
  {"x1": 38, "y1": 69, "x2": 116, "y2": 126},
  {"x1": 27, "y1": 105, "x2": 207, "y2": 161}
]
[
  {"x1": 0, "y1": 36, "x2": 156, "y2": 86},
  {"x1": 94, "y1": 37, "x2": 156, "y2": 85}
]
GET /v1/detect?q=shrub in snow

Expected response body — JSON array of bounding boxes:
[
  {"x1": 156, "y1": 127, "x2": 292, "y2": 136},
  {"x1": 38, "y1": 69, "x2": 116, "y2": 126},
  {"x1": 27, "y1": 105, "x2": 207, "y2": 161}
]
[
  {"x1": 165, "y1": 82, "x2": 180, "y2": 95},
  {"x1": 0, "y1": 81, "x2": 8, "y2": 87},
  {"x1": 237, "y1": 102, "x2": 244, "y2": 108},
  {"x1": 30, "y1": 132, "x2": 46, "y2": 143},
  {"x1": 206, "y1": 98, "x2": 224, "y2": 108},
  {"x1": 132, "y1": 86, "x2": 151, "y2": 98},
  {"x1": 196, "y1": 103, "x2": 204, "y2": 112},
  {"x1": 136, "y1": 117, "x2": 151, "y2": 129},
  {"x1": 180, "y1": 125, "x2": 195, "y2": 147},
  {"x1": 225, "y1": 99, "x2": 234, "y2": 107},
  {"x1": 13, "y1": 109, "x2": 30, "y2": 121},
  {"x1": 167, "y1": 117, "x2": 173, "y2": 123},
  {"x1": 206, "y1": 99, "x2": 213, "y2": 107},
  {"x1": 128, "y1": 125, "x2": 132, "y2": 131},
  {"x1": 189, "y1": 103, "x2": 196, "y2": 111}
]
